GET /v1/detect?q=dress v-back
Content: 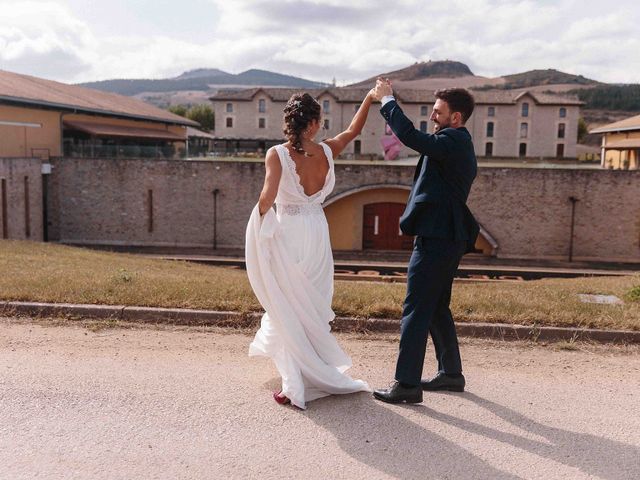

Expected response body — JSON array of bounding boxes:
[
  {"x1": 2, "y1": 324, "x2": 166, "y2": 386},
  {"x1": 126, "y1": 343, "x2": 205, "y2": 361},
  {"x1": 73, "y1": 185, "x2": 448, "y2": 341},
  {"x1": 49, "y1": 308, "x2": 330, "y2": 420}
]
[{"x1": 245, "y1": 142, "x2": 370, "y2": 409}]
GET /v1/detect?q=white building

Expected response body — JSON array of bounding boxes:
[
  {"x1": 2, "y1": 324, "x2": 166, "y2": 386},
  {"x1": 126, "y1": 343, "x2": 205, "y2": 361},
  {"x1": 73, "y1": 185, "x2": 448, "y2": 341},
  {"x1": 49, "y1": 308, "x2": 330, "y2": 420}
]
[{"x1": 210, "y1": 87, "x2": 582, "y2": 159}]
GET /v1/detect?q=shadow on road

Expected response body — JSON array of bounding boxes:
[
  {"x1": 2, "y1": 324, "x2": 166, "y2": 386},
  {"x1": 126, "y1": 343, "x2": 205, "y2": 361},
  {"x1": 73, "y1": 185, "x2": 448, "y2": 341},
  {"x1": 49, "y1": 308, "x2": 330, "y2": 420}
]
[
  {"x1": 305, "y1": 392, "x2": 520, "y2": 480},
  {"x1": 306, "y1": 391, "x2": 638, "y2": 480},
  {"x1": 421, "y1": 392, "x2": 639, "y2": 480}
]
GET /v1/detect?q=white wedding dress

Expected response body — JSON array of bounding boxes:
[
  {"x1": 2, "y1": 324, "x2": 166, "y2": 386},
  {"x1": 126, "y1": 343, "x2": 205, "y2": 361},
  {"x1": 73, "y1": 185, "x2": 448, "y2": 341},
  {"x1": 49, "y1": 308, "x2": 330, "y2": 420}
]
[{"x1": 245, "y1": 142, "x2": 370, "y2": 409}]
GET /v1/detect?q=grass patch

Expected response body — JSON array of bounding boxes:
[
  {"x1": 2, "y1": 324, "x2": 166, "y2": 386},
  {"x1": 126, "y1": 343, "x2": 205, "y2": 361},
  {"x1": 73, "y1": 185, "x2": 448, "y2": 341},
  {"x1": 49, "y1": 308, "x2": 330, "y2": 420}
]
[{"x1": 1, "y1": 240, "x2": 639, "y2": 331}]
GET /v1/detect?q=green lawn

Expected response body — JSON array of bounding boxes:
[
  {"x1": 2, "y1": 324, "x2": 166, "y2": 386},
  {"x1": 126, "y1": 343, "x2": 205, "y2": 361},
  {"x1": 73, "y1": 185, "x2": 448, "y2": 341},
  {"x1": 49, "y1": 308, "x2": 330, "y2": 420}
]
[{"x1": 1, "y1": 240, "x2": 639, "y2": 331}]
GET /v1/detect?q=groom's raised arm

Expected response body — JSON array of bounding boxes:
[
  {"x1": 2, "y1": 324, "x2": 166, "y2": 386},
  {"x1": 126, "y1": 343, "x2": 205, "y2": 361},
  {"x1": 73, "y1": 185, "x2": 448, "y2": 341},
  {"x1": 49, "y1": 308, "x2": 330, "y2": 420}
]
[{"x1": 381, "y1": 100, "x2": 452, "y2": 159}]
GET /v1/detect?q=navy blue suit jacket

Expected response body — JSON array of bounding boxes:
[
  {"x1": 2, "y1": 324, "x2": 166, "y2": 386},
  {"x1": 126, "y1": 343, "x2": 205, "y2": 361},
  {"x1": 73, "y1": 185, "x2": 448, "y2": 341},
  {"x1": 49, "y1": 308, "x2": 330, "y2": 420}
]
[{"x1": 380, "y1": 100, "x2": 479, "y2": 251}]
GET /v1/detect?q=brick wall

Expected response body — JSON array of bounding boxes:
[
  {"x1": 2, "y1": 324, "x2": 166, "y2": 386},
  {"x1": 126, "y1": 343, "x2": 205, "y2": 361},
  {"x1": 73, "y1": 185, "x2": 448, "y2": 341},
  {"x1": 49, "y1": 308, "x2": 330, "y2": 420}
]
[
  {"x1": 0, "y1": 158, "x2": 44, "y2": 241},
  {"x1": 48, "y1": 157, "x2": 263, "y2": 248},
  {"x1": 47, "y1": 157, "x2": 640, "y2": 262}
]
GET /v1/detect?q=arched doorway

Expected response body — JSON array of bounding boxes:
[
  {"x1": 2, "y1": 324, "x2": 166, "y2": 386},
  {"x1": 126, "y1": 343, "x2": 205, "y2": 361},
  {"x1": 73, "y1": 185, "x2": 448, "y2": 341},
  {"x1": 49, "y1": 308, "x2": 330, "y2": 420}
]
[
  {"x1": 324, "y1": 185, "x2": 410, "y2": 251},
  {"x1": 324, "y1": 185, "x2": 498, "y2": 255}
]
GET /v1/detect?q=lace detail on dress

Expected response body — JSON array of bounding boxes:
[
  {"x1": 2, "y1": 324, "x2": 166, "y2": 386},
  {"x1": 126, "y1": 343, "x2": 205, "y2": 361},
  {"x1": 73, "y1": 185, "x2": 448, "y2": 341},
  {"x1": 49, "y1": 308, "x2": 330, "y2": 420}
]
[{"x1": 277, "y1": 203, "x2": 323, "y2": 216}]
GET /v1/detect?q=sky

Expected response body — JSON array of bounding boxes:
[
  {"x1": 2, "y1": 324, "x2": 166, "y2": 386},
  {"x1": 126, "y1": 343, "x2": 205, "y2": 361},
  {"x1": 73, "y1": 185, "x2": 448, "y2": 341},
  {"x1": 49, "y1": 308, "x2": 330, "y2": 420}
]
[{"x1": 0, "y1": 0, "x2": 639, "y2": 85}]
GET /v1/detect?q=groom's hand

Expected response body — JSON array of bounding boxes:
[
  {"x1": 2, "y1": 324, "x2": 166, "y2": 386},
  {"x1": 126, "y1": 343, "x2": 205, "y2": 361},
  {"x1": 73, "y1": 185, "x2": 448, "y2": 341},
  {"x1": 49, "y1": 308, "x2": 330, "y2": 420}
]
[{"x1": 371, "y1": 77, "x2": 393, "y2": 101}]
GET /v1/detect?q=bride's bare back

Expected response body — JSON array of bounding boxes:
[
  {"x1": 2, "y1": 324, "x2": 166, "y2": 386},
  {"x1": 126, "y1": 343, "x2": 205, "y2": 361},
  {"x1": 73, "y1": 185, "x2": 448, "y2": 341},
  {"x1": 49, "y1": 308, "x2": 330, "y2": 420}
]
[{"x1": 285, "y1": 142, "x2": 330, "y2": 197}]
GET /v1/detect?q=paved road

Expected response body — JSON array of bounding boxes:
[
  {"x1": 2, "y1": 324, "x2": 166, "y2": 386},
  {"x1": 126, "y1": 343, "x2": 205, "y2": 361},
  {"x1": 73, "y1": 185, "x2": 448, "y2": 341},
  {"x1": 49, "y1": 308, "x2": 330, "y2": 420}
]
[{"x1": 1, "y1": 317, "x2": 639, "y2": 480}]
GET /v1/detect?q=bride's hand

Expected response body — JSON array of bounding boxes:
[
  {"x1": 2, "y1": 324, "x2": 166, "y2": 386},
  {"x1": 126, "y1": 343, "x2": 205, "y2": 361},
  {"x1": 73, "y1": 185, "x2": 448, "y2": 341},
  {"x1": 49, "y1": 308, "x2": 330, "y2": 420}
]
[{"x1": 367, "y1": 88, "x2": 377, "y2": 102}]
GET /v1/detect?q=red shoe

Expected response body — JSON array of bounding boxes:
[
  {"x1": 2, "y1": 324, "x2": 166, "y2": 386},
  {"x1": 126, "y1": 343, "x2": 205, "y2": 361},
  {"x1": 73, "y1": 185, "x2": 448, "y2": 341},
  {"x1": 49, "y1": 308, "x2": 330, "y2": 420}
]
[{"x1": 273, "y1": 391, "x2": 291, "y2": 405}]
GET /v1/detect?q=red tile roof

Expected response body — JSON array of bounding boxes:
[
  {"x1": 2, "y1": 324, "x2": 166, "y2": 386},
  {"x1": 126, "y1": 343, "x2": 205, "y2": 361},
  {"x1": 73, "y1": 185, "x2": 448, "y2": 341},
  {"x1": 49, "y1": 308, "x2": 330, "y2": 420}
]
[
  {"x1": 590, "y1": 113, "x2": 640, "y2": 134},
  {"x1": 0, "y1": 69, "x2": 198, "y2": 126}
]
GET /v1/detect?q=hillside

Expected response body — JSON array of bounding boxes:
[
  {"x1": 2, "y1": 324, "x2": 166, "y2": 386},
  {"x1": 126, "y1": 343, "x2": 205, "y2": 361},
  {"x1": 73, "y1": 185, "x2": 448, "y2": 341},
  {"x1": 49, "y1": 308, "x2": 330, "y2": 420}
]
[
  {"x1": 78, "y1": 68, "x2": 328, "y2": 96},
  {"x1": 350, "y1": 60, "x2": 473, "y2": 87},
  {"x1": 493, "y1": 69, "x2": 599, "y2": 89}
]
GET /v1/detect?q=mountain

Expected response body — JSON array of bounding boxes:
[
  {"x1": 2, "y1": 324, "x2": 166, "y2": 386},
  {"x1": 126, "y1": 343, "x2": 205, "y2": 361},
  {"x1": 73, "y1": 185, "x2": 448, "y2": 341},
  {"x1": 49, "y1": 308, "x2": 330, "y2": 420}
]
[
  {"x1": 173, "y1": 68, "x2": 228, "y2": 80},
  {"x1": 350, "y1": 60, "x2": 474, "y2": 87},
  {"x1": 77, "y1": 69, "x2": 328, "y2": 96},
  {"x1": 497, "y1": 69, "x2": 599, "y2": 89},
  {"x1": 350, "y1": 61, "x2": 601, "y2": 92}
]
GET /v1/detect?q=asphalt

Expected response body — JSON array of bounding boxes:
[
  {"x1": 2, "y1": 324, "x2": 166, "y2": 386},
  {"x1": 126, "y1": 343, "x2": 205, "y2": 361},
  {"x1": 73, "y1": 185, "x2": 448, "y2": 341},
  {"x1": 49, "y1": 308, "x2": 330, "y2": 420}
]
[{"x1": 1, "y1": 317, "x2": 638, "y2": 480}]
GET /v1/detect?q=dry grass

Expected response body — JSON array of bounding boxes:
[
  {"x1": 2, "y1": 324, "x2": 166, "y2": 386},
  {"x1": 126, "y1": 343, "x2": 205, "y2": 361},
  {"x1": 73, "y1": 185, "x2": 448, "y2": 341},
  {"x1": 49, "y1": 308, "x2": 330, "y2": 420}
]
[{"x1": 1, "y1": 240, "x2": 639, "y2": 331}]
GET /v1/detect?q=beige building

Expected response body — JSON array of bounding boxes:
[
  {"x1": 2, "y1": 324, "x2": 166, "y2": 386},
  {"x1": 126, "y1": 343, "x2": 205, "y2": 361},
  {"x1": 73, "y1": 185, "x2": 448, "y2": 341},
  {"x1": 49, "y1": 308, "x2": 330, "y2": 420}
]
[
  {"x1": 210, "y1": 87, "x2": 582, "y2": 159},
  {"x1": 590, "y1": 114, "x2": 640, "y2": 170},
  {"x1": 0, "y1": 69, "x2": 198, "y2": 160}
]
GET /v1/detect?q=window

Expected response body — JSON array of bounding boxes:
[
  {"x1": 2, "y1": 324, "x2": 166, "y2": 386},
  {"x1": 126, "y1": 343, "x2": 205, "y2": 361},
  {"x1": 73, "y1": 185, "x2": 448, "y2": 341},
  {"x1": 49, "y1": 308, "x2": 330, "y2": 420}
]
[
  {"x1": 258, "y1": 118, "x2": 266, "y2": 129},
  {"x1": 488, "y1": 106, "x2": 495, "y2": 117},
  {"x1": 559, "y1": 107, "x2": 566, "y2": 118},
  {"x1": 354, "y1": 140, "x2": 361, "y2": 155},
  {"x1": 323, "y1": 119, "x2": 330, "y2": 130},
  {"x1": 519, "y1": 143, "x2": 527, "y2": 157},
  {"x1": 322, "y1": 100, "x2": 330, "y2": 113},
  {"x1": 521, "y1": 102, "x2": 529, "y2": 117},
  {"x1": 556, "y1": 143, "x2": 564, "y2": 158},
  {"x1": 485, "y1": 142, "x2": 493, "y2": 157},
  {"x1": 226, "y1": 103, "x2": 233, "y2": 113},
  {"x1": 486, "y1": 122, "x2": 494, "y2": 138},
  {"x1": 420, "y1": 121, "x2": 428, "y2": 133},
  {"x1": 558, "y1": 123, "x2": 565, "y2": 139},
  {"x1": 258, "y1": 99, "x2": 266, "y2": 113},
  {"x1": 420, "y1": 105, "x2": 428, "y2": 116},
  {"x1": 226, "y1": 117, "x2": 233, "y2": 128},
  {"x1": 520, "y1": 122, "x2": 528, "y2": 138}
]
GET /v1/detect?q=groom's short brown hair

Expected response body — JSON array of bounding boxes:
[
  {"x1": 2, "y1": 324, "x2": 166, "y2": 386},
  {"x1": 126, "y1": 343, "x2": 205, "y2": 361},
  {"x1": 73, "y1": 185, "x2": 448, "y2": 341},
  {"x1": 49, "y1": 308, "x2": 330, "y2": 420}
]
[{"x1": 434, "y1": 88, "x2": 475, "y2": 123}]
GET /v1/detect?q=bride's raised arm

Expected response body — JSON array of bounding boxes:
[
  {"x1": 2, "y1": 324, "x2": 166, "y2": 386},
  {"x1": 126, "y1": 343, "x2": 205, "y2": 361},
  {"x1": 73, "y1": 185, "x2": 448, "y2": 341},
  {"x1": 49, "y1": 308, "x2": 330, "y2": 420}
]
[{"x1": 324, "y1": 90, "x2": 375, "y2": 158}]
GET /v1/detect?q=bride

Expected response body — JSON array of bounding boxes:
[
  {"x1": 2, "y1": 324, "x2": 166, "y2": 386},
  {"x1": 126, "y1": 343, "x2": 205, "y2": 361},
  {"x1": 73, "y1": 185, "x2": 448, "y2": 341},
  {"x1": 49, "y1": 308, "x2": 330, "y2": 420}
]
[{"x1": 245, "y1": 90, "x2": 374, "y2": 409}]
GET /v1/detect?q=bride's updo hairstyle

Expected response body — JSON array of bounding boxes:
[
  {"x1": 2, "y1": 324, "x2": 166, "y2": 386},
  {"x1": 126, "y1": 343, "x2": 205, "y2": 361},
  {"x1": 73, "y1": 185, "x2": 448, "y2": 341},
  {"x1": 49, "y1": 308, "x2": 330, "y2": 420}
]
[{"x1": 283, "y1": 93, "x2": 321, "y2": 156}]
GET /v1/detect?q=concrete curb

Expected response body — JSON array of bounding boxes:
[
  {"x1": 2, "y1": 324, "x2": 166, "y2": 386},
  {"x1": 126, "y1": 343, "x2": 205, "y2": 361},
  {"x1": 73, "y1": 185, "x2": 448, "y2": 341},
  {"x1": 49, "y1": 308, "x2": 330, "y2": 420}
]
[{"x1": 1, "y1": 300, "x2": 639, "y2": 344}]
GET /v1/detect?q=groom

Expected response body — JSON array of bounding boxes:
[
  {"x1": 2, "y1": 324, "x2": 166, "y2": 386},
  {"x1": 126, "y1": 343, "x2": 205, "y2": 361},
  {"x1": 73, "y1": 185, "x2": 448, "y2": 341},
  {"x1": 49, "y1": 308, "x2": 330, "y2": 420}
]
[{"x1": 371, "y1": 79, "x2": 479, "y2": 404}]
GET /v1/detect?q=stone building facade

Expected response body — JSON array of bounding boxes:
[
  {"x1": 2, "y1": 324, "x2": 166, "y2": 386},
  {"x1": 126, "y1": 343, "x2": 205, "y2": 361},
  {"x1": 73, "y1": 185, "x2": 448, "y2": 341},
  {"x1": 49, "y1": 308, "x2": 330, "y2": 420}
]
[
  {"x1": 210, "y1": 88, "x2": 582, "y2": 160},
  {"x1": 43, "y1": 157, "x2": 639, "y2": 263}
]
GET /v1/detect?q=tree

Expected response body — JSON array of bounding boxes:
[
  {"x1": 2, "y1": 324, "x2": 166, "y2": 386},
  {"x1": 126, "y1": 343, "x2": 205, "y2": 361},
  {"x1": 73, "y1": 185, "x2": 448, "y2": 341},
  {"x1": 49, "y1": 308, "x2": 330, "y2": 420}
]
[
  {"x1": 187, "y1": 104, "x2": 215, "y2": 132},
  {"x1": 577, "y1": 117, "x2": 588, "y2": 143},
  {"x1": 168, "y1": 104, "x2": 188, "y2": 117}
]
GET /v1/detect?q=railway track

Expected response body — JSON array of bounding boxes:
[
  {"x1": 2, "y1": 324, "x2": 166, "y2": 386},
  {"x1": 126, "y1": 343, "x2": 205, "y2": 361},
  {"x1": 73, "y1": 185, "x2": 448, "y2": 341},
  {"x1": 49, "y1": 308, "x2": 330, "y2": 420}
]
[{"x1": 143, "y1": 255, "x2": 636, "y2": 283}]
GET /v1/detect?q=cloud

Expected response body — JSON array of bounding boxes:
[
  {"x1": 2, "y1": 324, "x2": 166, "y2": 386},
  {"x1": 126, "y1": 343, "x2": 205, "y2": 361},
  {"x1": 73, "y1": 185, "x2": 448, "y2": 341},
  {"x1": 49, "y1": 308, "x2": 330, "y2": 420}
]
[
  {"x1": 0, "y1": 1, "x2": 95, "y2": 80},
  {"x1": 0, "y1": 0, "x2": 639, "y2": 85}
]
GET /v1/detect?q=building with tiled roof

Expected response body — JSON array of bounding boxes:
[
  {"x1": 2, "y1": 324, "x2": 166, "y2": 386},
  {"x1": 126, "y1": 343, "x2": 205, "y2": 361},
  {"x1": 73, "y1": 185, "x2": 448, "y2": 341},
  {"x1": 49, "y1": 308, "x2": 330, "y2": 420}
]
[
  {"x1": 0, "y1": 69, "x2": 198, "y2": 160},
  {"x1": 590, "y1": 114, "x2": 640, "y2": 169},
  {"x1": 210, "y1": 87, "x2": 582, "y2": 159}
]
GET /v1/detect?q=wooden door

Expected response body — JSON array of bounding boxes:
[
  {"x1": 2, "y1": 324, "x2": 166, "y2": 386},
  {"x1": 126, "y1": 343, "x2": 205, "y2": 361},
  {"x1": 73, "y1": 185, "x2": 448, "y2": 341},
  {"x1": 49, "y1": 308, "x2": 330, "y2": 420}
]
[{"x1": 363, "y1": 202, "x2": 413, "y2": 250}]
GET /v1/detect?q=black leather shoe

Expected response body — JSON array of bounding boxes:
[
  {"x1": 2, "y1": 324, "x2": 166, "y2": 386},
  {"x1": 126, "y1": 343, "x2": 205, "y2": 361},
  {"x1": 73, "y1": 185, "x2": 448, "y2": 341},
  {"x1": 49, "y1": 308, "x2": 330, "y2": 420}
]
[
  {"x1": 373, "y1": 381, "x2": 423, "y2": 404},
  {"x1": 421, "y1": 372, "x2": 465, "y2": 392}
]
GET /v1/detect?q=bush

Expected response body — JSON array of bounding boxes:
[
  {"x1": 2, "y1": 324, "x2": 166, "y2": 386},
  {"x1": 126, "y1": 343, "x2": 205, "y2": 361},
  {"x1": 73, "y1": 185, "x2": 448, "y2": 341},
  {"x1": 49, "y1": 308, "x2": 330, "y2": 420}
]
[{"x1": 627, "y1": 285, "x2": 640, "y2": 302}]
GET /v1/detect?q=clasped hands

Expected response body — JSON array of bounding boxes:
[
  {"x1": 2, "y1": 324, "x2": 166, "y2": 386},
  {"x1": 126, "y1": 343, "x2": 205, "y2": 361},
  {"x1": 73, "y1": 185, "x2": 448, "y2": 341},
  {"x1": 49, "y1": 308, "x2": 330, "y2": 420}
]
[{"x1": 369, "y1": 77, "x2": 393, "y2": 102}]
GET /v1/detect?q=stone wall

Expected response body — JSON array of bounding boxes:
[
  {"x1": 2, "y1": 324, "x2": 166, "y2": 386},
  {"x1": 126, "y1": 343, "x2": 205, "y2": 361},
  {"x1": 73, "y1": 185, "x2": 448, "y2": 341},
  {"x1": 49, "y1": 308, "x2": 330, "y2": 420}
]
[{"x1": 47, "y1": 157, "x2": 640, "y2": 262}]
